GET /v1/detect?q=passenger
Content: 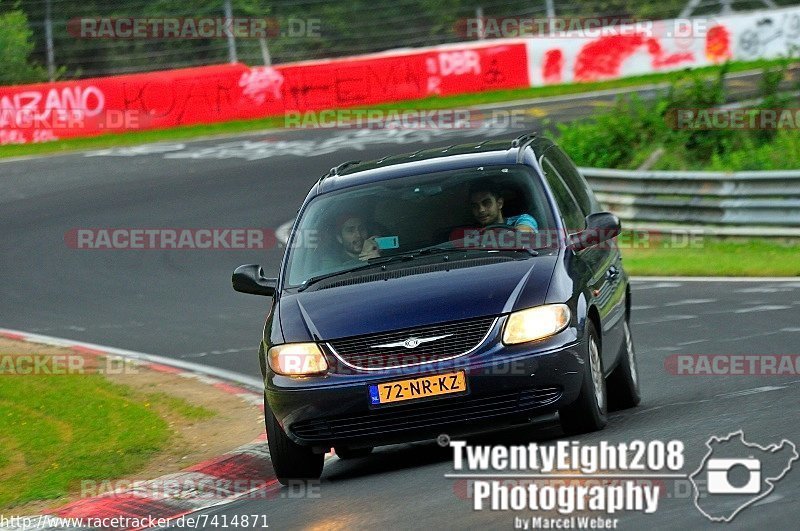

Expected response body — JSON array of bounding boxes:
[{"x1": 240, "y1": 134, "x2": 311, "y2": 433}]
[{"x1": 468, "y1": 181, "x2": 538, "y2": 232}]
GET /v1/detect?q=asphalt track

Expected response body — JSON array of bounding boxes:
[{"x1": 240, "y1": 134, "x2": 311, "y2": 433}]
[{"x1": 2, "y1": 73, "x2": 799, "y2": 529}]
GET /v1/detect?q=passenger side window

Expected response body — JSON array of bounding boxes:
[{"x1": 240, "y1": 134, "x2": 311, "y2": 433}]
[
  {"x1": 543, "y1": 146, "x2": 598, "y2": 215},
  {"x1": 540, "y1": 156, "x2": 586, "y2": 232}
]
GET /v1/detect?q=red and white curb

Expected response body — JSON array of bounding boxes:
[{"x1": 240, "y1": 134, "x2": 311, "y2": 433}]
[{"x1": 0, "y1": 328, "x2": 333, "y2": 531}]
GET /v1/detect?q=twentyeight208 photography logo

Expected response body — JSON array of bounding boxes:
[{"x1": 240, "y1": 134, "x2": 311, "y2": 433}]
[{"x1": 689, "y1": 431, "x2": 798, "y2": 522}]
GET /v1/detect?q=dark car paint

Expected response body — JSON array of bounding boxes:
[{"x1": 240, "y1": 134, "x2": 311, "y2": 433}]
[
  {"x1": 278, "y1": 255, "x2": 558, "y2": 342},
  {"x1": 255, "y1": 137, "x2": 630, "y2": 449}
]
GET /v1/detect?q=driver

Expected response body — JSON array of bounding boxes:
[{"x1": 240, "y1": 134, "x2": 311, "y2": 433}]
[
  {"x1": 468, "y1": 181, "x2": 537, "y2": 232},
  {"x1": 321, "y1": 213, "x2": 381, "y2": 269}
]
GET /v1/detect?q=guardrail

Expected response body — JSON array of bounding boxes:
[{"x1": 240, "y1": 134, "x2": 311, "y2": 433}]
[{"x1": 578, "y1": 167, "x2": 800, "y2": 236}]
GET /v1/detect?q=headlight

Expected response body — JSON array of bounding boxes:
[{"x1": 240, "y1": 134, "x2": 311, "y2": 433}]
[
  {"x1": 268, "y1": 343, "x2": 328, "y2": 376},
  {"x1": 502, "y1": 304, "x2": 571, "y2": 345}
]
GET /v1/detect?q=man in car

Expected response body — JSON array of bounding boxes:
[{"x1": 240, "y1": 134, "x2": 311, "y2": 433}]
[
  {"x1": 321, "y1": 213, "x2": 381, "y2": 270},
  {"x1": 468, "y1": 181, "x2": 538, "y2": 232}
]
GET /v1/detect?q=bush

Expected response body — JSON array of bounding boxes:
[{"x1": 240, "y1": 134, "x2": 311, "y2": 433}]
[
  {"x1": 556, "y1": 61, "x2": 800, "y2": 171},
  {"x1": 0, "y1": 9, "x2": 48, "y2": 85}
]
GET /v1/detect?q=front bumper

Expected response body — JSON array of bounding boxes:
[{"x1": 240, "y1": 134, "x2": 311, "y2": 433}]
[{"x1": 265, "y1": 327, "x2": 586, "y2": 449}]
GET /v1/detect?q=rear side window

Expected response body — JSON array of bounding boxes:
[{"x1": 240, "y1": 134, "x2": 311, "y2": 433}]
[
  {"x1": 543, "y1": 146, "x2": 598, "y2": 215},
  {"x1": 540, "y1": 156, "x2": 586, "y2": 232}
]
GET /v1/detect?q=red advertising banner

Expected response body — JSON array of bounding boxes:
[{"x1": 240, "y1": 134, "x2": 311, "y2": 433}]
[{"x1": 0, "y1": 41, "x2": 529, "y2": 145}]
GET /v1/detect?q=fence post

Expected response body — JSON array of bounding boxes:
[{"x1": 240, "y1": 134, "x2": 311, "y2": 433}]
[
  {"x1": 224, "y1": 0, "x2": 238, "y2": 63},
  {"x1": 475, "y1": 7, "x2": 484, "y2": 40},
  {"x1": 545, "y1": 0, "x2": 555, "y2": 34},
  {"x1": 259, "y1": 38, "x2": 272, "y2": 66},
  {"x1": 45, "y1": 0, "x2": 56, "y2": 81}
]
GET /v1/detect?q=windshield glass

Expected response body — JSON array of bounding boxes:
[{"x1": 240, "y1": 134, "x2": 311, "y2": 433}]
[{"x1": 283, "y1": 164, "x2": 557, "y2": 288}]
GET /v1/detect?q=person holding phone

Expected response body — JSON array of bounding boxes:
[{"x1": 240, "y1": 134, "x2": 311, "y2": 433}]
[{"x1": 323, "y1": 213, "x2": 381, "y2": 270}]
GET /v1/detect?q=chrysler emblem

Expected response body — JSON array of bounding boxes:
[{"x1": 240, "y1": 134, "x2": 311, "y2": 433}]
[{"x1": 372, "y1": 333, "x2": 453, "y2": 349}]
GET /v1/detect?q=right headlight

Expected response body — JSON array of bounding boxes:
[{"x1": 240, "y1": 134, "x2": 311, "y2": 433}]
[
  {"x1": 268, "y1": 343, "x2": 328, "y2": 376},
  {"x1": 502, "y1": 304, "x2": 571, "y2": 345}
]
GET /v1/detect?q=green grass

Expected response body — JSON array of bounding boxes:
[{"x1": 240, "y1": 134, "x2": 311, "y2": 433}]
[
  {"x1": 0, "y1": 58, "x2": 787, "y2": 160},
  {"x1": 622, "y1": 237, "x2": 800, "y2": 276},
  {"x1": 145, "y1": 392, "x2": 215, "y2": 421},
  {"x1": 0, "y1": 366, "x2": 213, "y2": 509}
]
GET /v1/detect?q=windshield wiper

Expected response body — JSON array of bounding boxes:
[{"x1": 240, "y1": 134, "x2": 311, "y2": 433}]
[
  {"x1": 442, "y1": 245, "x2": 539, "y2": 257},
  {"x1": 297, "y1": 248, "x2": 456, "y2": 292},
  {"x1": 296, "y1": 254, "x2": 417, "y2": 291},
  {"x1": 296, "y1": 246, "x2": 537, "y2": 292}
]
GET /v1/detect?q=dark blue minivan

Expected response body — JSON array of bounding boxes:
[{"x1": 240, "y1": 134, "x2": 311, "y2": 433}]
[{"x1": 233, "y1": 133, "x2": 640, "y2": 483}]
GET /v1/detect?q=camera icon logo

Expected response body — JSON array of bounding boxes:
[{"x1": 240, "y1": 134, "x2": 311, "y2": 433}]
[
  {"x1": 706, "y1": 457, "x2": 761, "y2": 494},
  {"x1": 690, "y1": 431, "x2": 798, "y2": 522}
]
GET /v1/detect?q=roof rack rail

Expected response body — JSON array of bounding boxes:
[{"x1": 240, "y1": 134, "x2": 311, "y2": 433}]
[
  {"x1": 322, "y1": 160, "x2": 361, "y2": 180},
  {"x1": 510, "y1": 132, "x2": 537, "y2": 148}
]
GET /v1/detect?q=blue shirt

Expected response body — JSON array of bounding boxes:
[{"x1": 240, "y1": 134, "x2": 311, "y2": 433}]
[{"x1": 505, "y1": 214, "x2": 538, "y2": 231}]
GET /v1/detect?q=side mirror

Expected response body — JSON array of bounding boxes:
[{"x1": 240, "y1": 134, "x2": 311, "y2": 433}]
[
  {"x1": 232, "y1": 264, "x2": 277, "y2": 297},
  {"x1": 569, "y1": 212, "x2": 621, "y2": 251}
]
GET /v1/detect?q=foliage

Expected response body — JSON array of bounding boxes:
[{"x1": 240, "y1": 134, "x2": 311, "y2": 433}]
[
  {"x1": 0, "y1": 7, "x2": 48, "y2": 84},
  {"x1": 556, "y1": 61, "x2": 800, "y2": 171}
]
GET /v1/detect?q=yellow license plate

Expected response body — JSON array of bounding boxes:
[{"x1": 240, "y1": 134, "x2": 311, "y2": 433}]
[{"x1": 369, "y1": 371, "x2": 467, "y2": 405}]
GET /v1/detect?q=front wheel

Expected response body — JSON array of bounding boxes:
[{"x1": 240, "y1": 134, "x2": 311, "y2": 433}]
[
  {"x1": 265, "y1": 403, "x2": 324, "y2": 485},
  {"x1": 559, "y1": 321, "x2": 607, "y2": 435},
  {"x1": 607, "y1": 320, "x2": 641, "y2": 410}
]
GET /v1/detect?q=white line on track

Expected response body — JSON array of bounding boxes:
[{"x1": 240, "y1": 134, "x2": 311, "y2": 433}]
[
  {"x1": 0, "y1": 327, "x2": 263, "y2": 390},
  {"x1": 733, "y1": 305, "x2": 792, "y2": 313},
  {"x1": 716, "y1": 386, "x2": 787, "y2": 398},
  {"x1": 663, "y1": 299, "x2": 717, "y2": 307}
]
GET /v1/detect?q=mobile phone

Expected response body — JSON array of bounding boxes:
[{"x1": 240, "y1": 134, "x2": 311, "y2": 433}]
[{"x1": 374, "y1": 236, "x2": 399, "y2": 250}]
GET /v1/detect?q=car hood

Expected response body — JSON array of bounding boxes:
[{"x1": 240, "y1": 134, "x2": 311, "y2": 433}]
[{"x1": 279, "y1": 255, "x2": 558, "y2": 341}]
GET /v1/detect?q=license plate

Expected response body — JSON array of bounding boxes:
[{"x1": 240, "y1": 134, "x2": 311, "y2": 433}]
[{"x1": 369, "y1": 371, "x2": 467, "y2": 405}]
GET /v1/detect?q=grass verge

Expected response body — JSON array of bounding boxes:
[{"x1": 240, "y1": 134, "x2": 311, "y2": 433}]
[
  {"x1": 0, "y1": 348, "x2": 214, "y2": 510},
  {"x1": 622, "y1": 237, "x2": 800, "y2": 276},
  {"x1": 0, "y1": 58, "x2": 787, "y2": 160}
]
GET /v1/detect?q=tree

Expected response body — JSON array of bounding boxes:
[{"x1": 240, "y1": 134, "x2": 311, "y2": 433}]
[{"x1": 0, "y1": 8, "x2": 47, "y2": 84}]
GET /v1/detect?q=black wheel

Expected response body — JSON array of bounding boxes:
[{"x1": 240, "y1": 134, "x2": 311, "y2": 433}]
[
  {"x1": 559, "y1": 320, "x2": 607, "y2": 435},
  {"x1": 607, "y1": 319, "x2": 641, "y2": 410},
  {"x1": 334, "y1": 446, "x2": 373, "y2": 459},
  {"x1": 264, "y1": 403, "x2": 324, "y2": 485}
]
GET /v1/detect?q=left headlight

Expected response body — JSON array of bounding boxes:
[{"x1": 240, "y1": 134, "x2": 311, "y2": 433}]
[
  {"x1": 502, "y1": 304, "x2": 571, "y2": 345},
  {"x1": 268, "y1": 343, "x2": 328, "y2": 376}
]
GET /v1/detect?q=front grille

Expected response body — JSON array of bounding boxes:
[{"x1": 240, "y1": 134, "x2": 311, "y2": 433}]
[
  {"x1": 291, "y1": 387, "x2": 563, "y2": 441},
  {"x1": 328, "y1": 317, "x2": 496, "y2": 370}
]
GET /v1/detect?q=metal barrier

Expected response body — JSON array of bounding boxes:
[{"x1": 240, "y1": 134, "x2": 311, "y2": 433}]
[{"x1": 579, "y1": 167, "x2": 800, "y2": 236}]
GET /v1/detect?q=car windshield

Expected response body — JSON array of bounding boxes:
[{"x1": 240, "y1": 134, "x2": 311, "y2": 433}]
[{"x1": 283, "y1": 164, "x2": 557, "y2": 288}]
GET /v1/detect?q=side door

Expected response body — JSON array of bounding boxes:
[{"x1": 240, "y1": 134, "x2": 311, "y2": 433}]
[{"x1": 540, "y1": 146, "x2": 625, "y2": 369}]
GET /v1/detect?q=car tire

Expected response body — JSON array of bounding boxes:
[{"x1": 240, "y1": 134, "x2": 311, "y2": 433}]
[
  {"x1": 607, "y1": 319, "x2": 641, "y2": 410},
  {"x1": 265, "y1": 403, "x2": 324, "y2": 485},
  {"x1": 334, "y1": 446, "x2": 373, "y2": 459},
  {"x1": 559, "y1": 320, "x2": 607, "y2": 435}
]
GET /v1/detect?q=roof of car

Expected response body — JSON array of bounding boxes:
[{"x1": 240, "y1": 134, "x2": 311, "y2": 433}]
[{"x1": 315, "y1": 133, "x2": 553, "y2": 194}]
